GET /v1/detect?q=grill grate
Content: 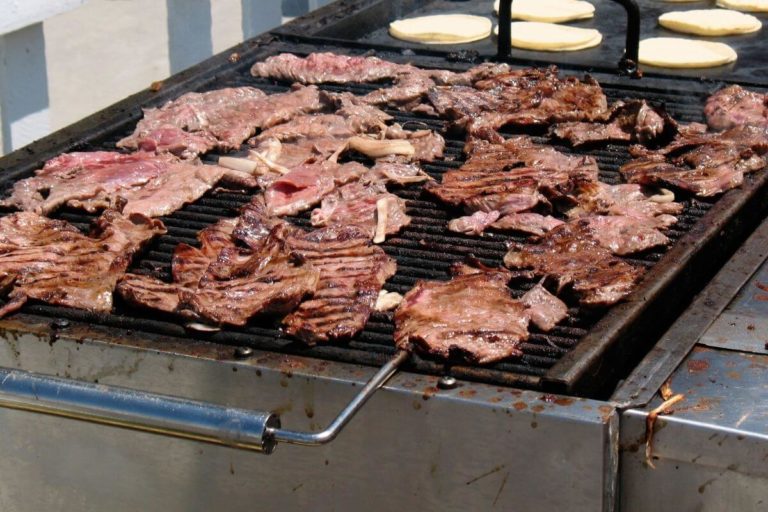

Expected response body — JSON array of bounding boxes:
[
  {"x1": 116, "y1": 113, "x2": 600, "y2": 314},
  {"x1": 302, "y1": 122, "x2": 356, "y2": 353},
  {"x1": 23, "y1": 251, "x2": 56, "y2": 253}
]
[{"x1": 0, "y1": 42, "x2": 762, "y2": 396}]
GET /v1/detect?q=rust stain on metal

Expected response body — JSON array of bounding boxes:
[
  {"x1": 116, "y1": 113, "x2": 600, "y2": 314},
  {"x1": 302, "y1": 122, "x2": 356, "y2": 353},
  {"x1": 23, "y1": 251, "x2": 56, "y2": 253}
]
[
  {"x1": 149, "y1": 80, "x2": 163, "y2": 92},
  {"x1": 756, "y1": 281, "x2": 768, "y2": 292},
  {"x1": 228, "y1": 52, "x2": 241, "y2": 63},
  {"x1": 727, "y1": 371, "x2": 742, "y2": 380},
  {"x1": 459, "y1": 389, "x2": 477, "y2": 398},
  {"x1": 512, "y1": 401, "x2": 527, "y2": 411},
  {"x1": 531, "y1": 404, "x2": 545, "y2": 413},
  {"x1": 540, "y1": 394, "x2": 574, "y2": 406},
  {"x1": 422, "y1": 386, "x2": 438, "y2": 401},
  {"x1": 412, "y1": 401, "x2": 422, "y2": 410},
  {"x1": 304, "y1": 405, "x2": 315, "y2": 419},
  {"x1": 489, "y1": 396, "x2": 503, "y2": 403},
  {"x1": 687, "y1": 359, "x2": 710, "y2": 373}
]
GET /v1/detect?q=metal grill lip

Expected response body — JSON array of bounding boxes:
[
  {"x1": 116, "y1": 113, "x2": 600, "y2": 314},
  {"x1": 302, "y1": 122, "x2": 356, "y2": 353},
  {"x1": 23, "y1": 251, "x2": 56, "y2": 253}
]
[{"x1": 0, "y1": 39, "x2": 765, "y2": 397}]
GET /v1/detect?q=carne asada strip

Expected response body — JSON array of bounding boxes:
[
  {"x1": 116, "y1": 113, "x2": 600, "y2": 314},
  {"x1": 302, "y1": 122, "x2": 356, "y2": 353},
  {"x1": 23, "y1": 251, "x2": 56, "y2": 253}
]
[
  {"x1": 0, "y1": 211, "x2": 165, "y2": 317},
  {"x1": 704, "y1": 84, "x2": 768, "y2": 131}
]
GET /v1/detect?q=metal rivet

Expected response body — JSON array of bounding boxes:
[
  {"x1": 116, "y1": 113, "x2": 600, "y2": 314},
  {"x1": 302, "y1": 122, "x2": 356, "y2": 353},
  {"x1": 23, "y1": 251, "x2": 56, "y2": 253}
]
[
  {"x1": 437, "y1": 376, "x2": 458, "y2": 390},
  {"x1": 234, "y1": 346, "x2": 254, "y2": 359}
]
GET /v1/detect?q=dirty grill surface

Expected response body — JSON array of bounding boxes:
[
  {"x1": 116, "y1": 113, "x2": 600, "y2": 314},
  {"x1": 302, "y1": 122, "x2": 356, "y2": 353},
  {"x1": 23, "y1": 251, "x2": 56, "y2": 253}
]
[{"x1": 0, "y1": 41, "x2": 764, "y2": 398}]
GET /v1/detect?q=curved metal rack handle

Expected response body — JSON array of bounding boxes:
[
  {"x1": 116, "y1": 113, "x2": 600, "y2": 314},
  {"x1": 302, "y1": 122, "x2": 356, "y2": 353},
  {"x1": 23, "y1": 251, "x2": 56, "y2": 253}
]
[
  {"x1": 496, "y1": 0, "x2": 641, "y2": 77},
  {"x1": 0, "y1": 350, "x2": 409, "y2": 454}
]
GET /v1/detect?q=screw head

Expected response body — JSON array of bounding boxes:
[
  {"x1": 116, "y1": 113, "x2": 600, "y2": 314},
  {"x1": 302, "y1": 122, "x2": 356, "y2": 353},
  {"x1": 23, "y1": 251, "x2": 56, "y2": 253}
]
[
  {"x1": 438, "y1": 375, "x2": 458, "y2": 390},
  {"x1": 234, "y1": 346, "x2": 254, "y2": 359}
]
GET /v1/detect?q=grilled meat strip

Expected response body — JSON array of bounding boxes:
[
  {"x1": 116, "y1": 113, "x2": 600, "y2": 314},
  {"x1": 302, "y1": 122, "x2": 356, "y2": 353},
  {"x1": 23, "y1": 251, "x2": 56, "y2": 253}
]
[
  {"x1": 251, "y1": 52, "x2": 419, "y2": 84},
  {"x1": 0, "y1": 151, "x2": 240, "y2": 217},
  {"x1": 428, "y1": 136, "x2": 598, "y2": 235},
  {"x1": 705, "y1": 85, "x2": 768, "y2": 131},
  {"x1": 428, "y1": 67, "x2": 609, "y2": 141},
  {"x1": 520, "y1": 283, "x2": 568, "y2": 333},
  {"x1": 394, "y1": 272, "x2": 530, "y2": 364},
  {"x1": 118, "y1": 85, "x2": 324, "y2": 158},
  {"x1": 0, "y1": 211, "x2": 165, "y2": 317},
  {"x1": 504, "y1": 221, "x2": 645, "y2": 307},
  {"x1": 282, "y1": 224, "x2": 397, "y2": 344},
  {"x1": 310, "y1": 178, "x2": 410, "y2": 242},
  {"x1": 621, "y1": 124, "x2": 768, "y2": 197},
  {"x1": 551, "y1": 100, "x2": 677, "y2": 147},
  {"x1": 118, "y1": 220, "x2": 319, "y2": 327}
]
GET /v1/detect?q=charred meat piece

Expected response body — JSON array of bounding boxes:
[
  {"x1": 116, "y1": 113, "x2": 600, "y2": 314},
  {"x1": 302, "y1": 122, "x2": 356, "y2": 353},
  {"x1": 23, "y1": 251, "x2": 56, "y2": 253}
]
[
  {"x1": 428, "y1": 67, "x2": 609, "y2": 140},
  {"x1": 621, "y1": 125, "x2": 768, "y2": 197},
  {"x1": 0, "y1": 151, "x2": 238, "y2": 217},
  {"x1": 705, "y1": 85, "x2": 768, "y2": 131},
  {"x1": 504, "y1": 222, "x2": 645, "y2": 307},
  {"x1": 118, "y1": 223, "x2": 319, "y2": 327},
  {"x1": 520, "y1": 283, "x2": 568, "y2": 332},
  {"x1": 572, "y1": 215, "x2": 671, "y2": 256},
  {"x1": 551, "y1": 100, "x2": 676, "y2": 147},
  {"x1": 0, "y1": 211, "x2": 165, "y2": 317},
  {"x1": 394, "y1": 272, "x2": 530, "y2": 364},
  {"x1": 310, "y1": 179, "x2": 410, "y2": 242},
  {"x1": 282, "y1": 225, "x2": 397, "y2": 344},
  {"x1": 118, "y1": 86, "x2": 324, "y2": 158}
]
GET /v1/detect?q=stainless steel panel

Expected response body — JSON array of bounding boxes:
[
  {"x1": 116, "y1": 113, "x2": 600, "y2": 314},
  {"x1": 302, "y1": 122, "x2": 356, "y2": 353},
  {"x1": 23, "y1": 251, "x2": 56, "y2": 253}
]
[
  {"x1": 621, "y1": 347, "x2": 768, "y2": 512},
  {"x1": 0, "y1": 318, "x2": 617, "y2": 512},
  {"x1": 700, "y1": 254, "x2": 768, "y2": 354}
]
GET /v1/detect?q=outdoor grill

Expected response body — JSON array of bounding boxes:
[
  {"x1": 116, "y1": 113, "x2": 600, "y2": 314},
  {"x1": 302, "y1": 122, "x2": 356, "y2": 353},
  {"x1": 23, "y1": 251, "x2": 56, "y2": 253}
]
[{"x1": 0, "y1": 1, "x2": 767, "y2": 511}]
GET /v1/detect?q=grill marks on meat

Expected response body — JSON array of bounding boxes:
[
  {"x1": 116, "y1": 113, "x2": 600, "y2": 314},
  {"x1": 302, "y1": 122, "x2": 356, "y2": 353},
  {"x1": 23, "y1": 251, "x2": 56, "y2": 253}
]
[
  {"x1": 0, "y1": 151, "x2": 235, "y2": 217},
  {"x1": 118, "y1": 85, "x2": 324, "y2": 158},
  {"x1": 394, "y1": 272, "x2": 530, "y2": 364},
  {"x1": 118, "y1": 220, "x2": 319, "y2": 327},
  {"x1": 429, "y1": 67, "x2": 609, "y2": 141},
  {"x1": 504, "y1": 221, "x2": 645, "y2": 307},
  {"x1": 551, "y1": 100, "x2": 677, "y2": 147},
  {"x1": 705, "y1": 85, "x2": 768, "y2": 131},
  {"x1": 621, "y1": 125, "x2": 768, "y2": 197},
  {"x1": 428, "y1": 136, "x2": 598, "y2": 235},
  {"x1": 0, "y1": 211, "x2": 165, "y2": 317},
  {"x1": 282, "y1": 225, "x2": 396, "y2": 344}
]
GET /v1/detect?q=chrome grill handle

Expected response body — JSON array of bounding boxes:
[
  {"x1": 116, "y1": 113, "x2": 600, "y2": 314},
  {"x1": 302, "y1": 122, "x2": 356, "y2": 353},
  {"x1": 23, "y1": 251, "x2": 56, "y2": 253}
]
[{"x1": 0, "y1": 350, "x2": 409, "y2": 454}]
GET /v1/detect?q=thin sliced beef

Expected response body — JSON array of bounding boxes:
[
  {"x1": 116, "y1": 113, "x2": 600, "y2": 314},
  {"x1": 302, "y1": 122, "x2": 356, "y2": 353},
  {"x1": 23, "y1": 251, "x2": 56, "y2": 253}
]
[
  {"x1": 551, "y1": 100, "x2": 676, "y2": 147},
  {"x1": 428, "y1": 67, "x2": 609, "y2": 141},
  {"x1": 567, "y1": 181, "x2": 682, "y2": 229},
  {"x1": 0, "y1": 151, "x2": 237, "y2": 217},
  {"x1": 264, "y1": 161, "x2": 367, "y2": 216},
  {"x1": 573, "y1": 215, "x2": 670, "y2": 256},
  {"x1": 491, "y1": 213, "x2": 564, "y2": 236},
  {"x1": 394, "y1": 272, "x2": 530, "y2": 364},
  {"x1": 620, "y1": 125, "x2": 768, "y2": 197},
  {"x1": 371, "y1": 160, "x2": 432, "y2": 185},
  {"x1": 118, "y1": 85, "x2": 324, "y2": 157},
  {"x1": 503, "y1": 222, "x2": 645, "y2": 307},
  {"x1": 310, "y1": 179, "x2": 410, "y2": 242},
  {"x1": 448, "y1": 210, "x2": 501, "y2": 235},
  {"x1": 282, "y1": 225, "x2": 396, "y2": 344},
  {"x1": 520, "y1": 283, "x2": 568, "y2": 332},
  {"x1": 251, "y1": 52, "x2": 418, "y2": 84},
  {"x1": 704, "y1": 85, "x2": 768, "y2": 131},
  {"x1": 118, "y1": 223, "x2": 319, "y2": 327},
  {"x1": 0, "y1": 211, "x2": 165, "y2": 317}
]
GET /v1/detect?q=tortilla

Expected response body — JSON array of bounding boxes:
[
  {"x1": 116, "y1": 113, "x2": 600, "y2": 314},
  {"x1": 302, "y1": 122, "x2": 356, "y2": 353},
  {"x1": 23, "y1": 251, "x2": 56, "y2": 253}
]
[
  {"x1": 716, "y1": 0, "x2": 768, "y2": 12},
  {"x1": 493, "y1": 0, "x2": 595, "y2": 23},
  {"x1": 659, "y1": 9, "x2": 761, "y2": 36},
  {"x1": 639, "y1": 37, "x2": 737, "y2": 68},
  {"x1": 495, "y1": 22, "x2": 602, "y2": 51},
  {"x1": 389, "y1": 14, "x2": 492, "y2": 44}
]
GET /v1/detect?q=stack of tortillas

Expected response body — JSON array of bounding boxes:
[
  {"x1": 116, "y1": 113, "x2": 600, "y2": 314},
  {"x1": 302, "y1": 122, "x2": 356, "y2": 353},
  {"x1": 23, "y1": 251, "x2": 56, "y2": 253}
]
[
  {"x1": 493, "y1": 0, "x2": 602, "y2": 52},
  {"x1": 389, "y1": 14, "x2": 492, "y2": 44},
  {"x1": 640, "y1": 2, "x2": 762, "y2": 68}
]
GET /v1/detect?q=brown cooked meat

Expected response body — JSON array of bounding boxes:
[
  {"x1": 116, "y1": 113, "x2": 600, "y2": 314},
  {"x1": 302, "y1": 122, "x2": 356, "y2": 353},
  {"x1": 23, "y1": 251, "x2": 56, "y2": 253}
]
[
  {"x1": 0, "y1": 211, "x2": 166, "y2": 317},
  {"x1": 704, "y1": 85, "x2": 768, "y2": 132},
  {"x1": 118, "y1": 85, "x2": 324, "y2": 158},
  {"x1": 394, "y1": 272, "x2": 530, "y2": 364},
  {"x1": 503, "y1": 221, "x2": 645, "y2": 307}
]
